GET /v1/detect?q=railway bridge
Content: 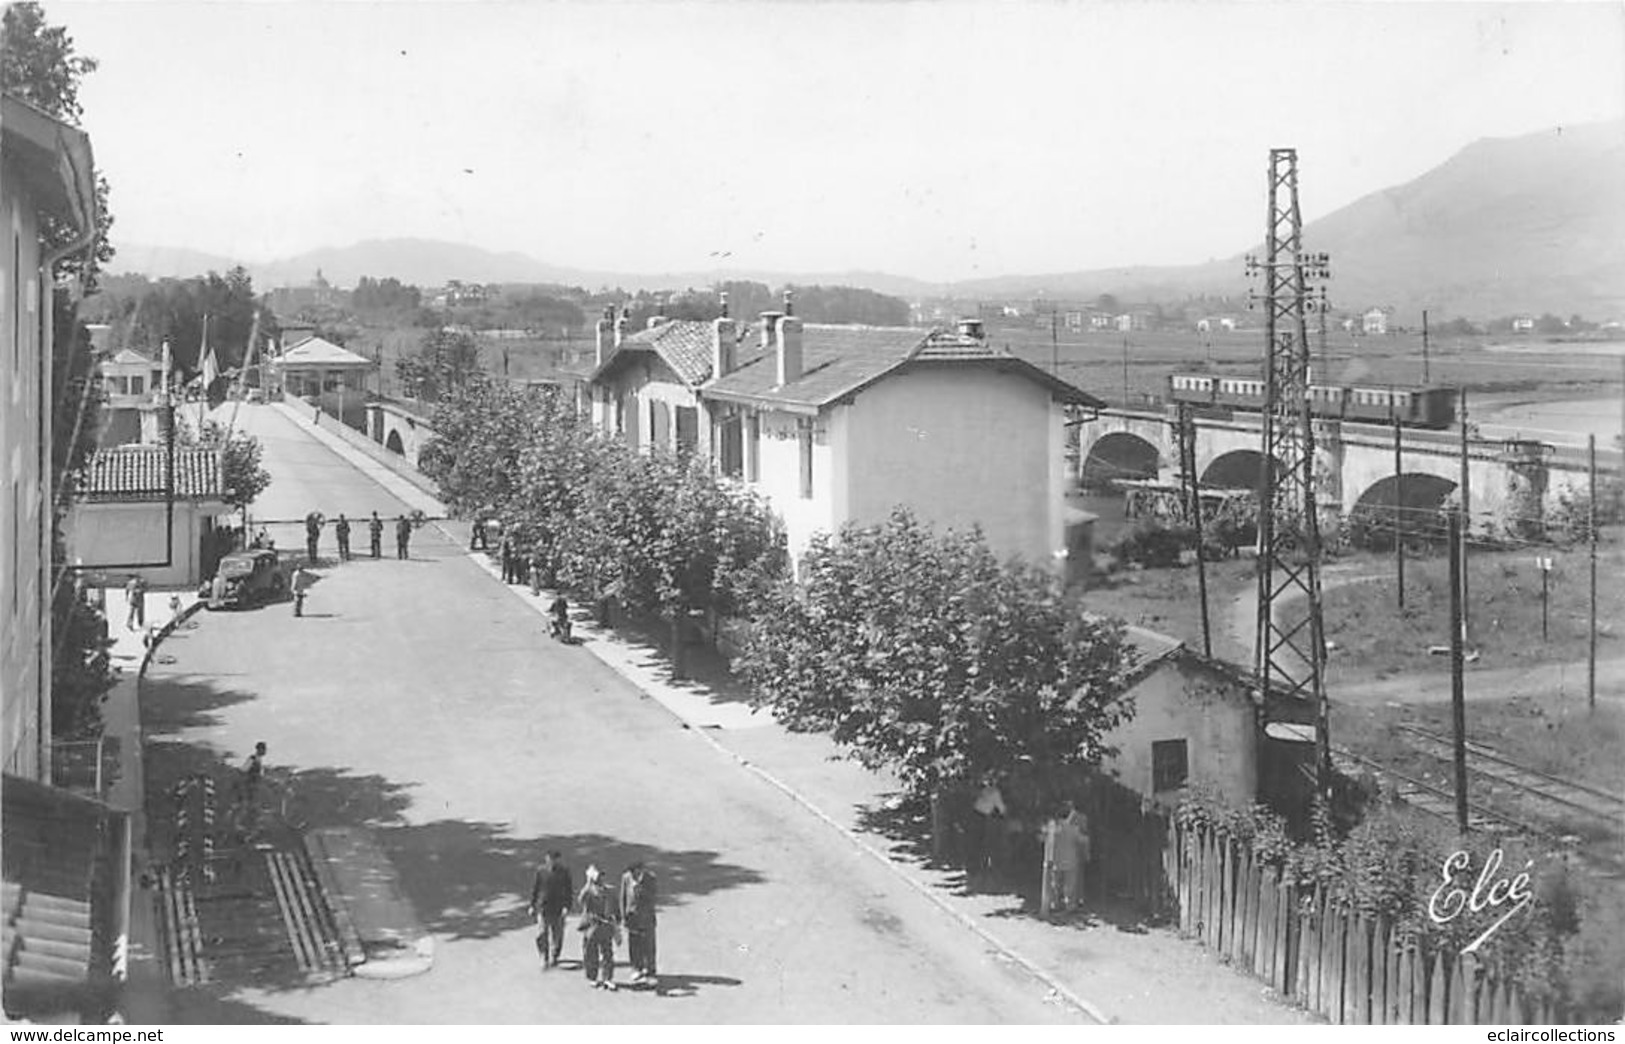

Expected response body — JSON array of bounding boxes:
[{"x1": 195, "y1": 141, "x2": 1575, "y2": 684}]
[
  {"x1": 1075, "y1": 407, "x2": 1609, "y2": 537},
  {"x1": 363, "y1": 397, "x2": 437, "y2": 469}
]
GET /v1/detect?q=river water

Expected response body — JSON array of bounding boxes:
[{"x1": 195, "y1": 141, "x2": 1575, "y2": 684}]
[{"x1": 1475, "y1": 394, "x2": 1623, "y2": 448}]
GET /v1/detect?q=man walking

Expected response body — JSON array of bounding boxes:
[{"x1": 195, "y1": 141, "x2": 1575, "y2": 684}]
[
  {"x1": 528, "y1": 851, "x2": 574, "y2": 969},
  {"x1": 499, "y1": 532, "x2": 514, "y2": 583},
  {"x1": 334, "y1": 514, "x2": 352, "y2": 561},
  {"x1": 124, "y1": 573, "x2": 147, "y2": 631},
  {"x1": 368, "y1": 511, "x2": 384, "y2": 559},
  {"x1": 395, "y1": 515, "x2": 412, "y2": 560},
  {"x1": 304, "y1": 511, "x2": 324, "y2": 564},
  {"x1": 619, "y1": 861, "x2": 658, "y2": 985},
  {"x1": 576, "y1": 864, "x2": 618, "y2": 990}
]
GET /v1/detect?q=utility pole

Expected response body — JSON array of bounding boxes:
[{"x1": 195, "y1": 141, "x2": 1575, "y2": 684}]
[
  {"x1": 1589, "y1": 434, "x2": 1598, "y2": 714},
  {"x1": 1393, "y1": 419, "x2": 1405, "y2": 609},
  {"x1": 1178, "y1": 404, "x2": 1214, "y2": 658},
  {"x1": 1422, "y1": 309, "x2": 1431, "y2": 385},
  {"x1": 1459, "y1": 388, "x2": 1471, "y2": 645},
  {"x1": 1537, "y1": 555, "x2": 1552, "y2": 642},
  {"x1": 1050, "y1": 308, "x2": 1059, "y2": 376},
  {"x1": 1448, "y1": 508, "x2": 1469, "y2": 833},
  {"x1": 1122, "y1": 337, "x2": 1130, "y2": 406},
  {"x1": 1246, "y1": 148, "x2": 1334, "y2": 801}
]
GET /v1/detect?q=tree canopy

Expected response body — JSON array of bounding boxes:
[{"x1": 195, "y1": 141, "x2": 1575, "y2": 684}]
[{"x1": 735, "y1": 509, "x2": 1135, "y2": 813}]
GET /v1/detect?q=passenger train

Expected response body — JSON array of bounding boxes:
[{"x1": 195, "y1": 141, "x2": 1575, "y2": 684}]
[{"x1": 1167, "y1": 374, "x2": 1458, "y2": 430}]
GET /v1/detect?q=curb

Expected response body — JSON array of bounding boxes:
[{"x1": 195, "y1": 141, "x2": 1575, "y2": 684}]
[
  {"x1": 138, "y1": 601, "x2": 206, "y2": 678},
  {"x1": 472, "y1": 554, "x2": 1112, "y2": 1024}
]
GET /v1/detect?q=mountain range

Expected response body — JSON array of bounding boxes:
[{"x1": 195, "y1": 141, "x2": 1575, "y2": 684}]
[{"x1": 111, "y1": 120, "x2": 1625, "y2": 320}]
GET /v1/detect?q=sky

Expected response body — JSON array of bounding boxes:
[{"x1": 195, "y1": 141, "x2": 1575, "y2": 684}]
[{"x1": 55, "y1": 0, "x2": 1625, "y2": 284}]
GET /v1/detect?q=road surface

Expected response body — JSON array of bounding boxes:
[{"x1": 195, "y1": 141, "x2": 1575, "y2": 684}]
[{"x1": 141, "y1": 404, "x2": 1077, "y2": 1023}]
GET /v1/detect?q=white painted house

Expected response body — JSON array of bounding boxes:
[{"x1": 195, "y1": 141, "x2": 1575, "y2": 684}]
[{"x1": 697, "y1": 315, "x2": 1105, "y2": 570}]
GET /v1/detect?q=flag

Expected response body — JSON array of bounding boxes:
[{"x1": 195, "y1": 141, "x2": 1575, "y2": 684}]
[{"x1": 202, "y1": 346, "x2": 219, "y2": 389}]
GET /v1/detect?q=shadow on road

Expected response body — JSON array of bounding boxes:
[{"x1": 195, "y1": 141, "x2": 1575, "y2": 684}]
[
  {"x1": 139, "y1": 671, "x2": 768, "y2": 994},
  {"x1": 652, "y1": 972, "x2": 743, "y2": 998},
  {"x1": 384, "y1": 821, "x2": 766, "y2": 942}
]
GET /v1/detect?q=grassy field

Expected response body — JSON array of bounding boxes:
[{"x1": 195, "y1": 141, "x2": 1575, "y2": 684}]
[
  {"x1": 1321, "y1": 541, "x2": 1625, "y2": 684},
  {"x1": 1078, "y1": 557, "x2": 1255, "y2": 663},
  {"x1": 987, "y1": 325, "x2": 1625, "y2": 407},
  {"x1": 1335, "y1": 694, "x2": 1623, "y2": 836}
]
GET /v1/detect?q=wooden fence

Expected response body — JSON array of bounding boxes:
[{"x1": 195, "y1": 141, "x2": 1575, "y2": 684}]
[{"x1": 1164, "y1": 821, "x2": 1586, "y2": 1025}]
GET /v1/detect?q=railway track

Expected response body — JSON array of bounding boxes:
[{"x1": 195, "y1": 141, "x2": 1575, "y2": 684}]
[
  {"x1": 1393, "y1": 723, "x2": 1625, "y2": 832},
  {"x1": 1331, "y1": 745, "x2": 1522, "y2": 836}
]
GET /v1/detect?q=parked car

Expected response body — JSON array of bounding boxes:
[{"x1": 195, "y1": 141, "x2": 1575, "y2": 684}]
[
  {"x1": 200, "y1": 548, "x2": 286, "y2": 609},
  {"x1": 244, "y1": 388, "x2": 264, "y2": 404}
]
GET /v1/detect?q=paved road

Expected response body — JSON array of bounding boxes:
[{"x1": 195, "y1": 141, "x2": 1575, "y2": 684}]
[{"x1": 142, "y1": 405, "x2": 1075, "y2": 1023}]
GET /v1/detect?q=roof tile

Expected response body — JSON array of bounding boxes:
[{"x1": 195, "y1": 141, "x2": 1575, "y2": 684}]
[{"x1": 78, "y1": 445, "x2": 225, "y2": 501}]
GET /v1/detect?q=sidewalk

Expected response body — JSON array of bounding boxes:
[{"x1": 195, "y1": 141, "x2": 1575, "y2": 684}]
[
  {"x1": 98, "y1": 584, "x2": 201, "y2": 1023},
  {"x1": 281, "y1": 402, "x2": 1311, "y2": 1024}
]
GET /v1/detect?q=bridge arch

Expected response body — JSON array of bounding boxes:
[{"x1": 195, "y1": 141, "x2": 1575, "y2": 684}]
[
  {"x1": 1202, "y1": 449, "x2": 1283, "y2": 491},
  {"x1": 385, "y1": 429, "x2": 406, "y2": 456},
  {"x1": 1081, "y1": 431, "x2": 1161, "y2": 490},
  {"x1": 1348, "y1": 473, "x2": 1457, "y2": 549}
]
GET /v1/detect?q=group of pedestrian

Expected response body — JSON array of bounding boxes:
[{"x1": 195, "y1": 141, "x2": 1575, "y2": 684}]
[
  {"x1": 528, "y1": 853, "x2": 658, "y2": 991},
  {"x1": 297, "y1": 510, "x2": 413, "y2": 562}
]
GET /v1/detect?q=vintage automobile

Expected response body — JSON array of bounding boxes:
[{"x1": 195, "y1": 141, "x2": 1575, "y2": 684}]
[{"x1": 200, "y1": 548, "x2": 287, "y2": 609}]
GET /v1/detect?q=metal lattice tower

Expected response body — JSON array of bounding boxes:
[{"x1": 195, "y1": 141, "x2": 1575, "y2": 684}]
[{"x1": 1246, "y1": 148, "x2": 1333, "y2": 799}]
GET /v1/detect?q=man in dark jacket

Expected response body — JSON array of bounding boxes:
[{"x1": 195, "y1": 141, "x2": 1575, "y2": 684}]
[
  {"x1": 395, "y1": 515, "x2": 412, "y2": 559},
  {"x1": 528, "y1": 851, "x2": 574, "y2": 969},
  {"x1": 334, "y1": 514, "x2": 352, "y2": 561},
  {"x1": 368, "y1": 512, "x2": 384, "y2": 558},
  {"x1": 619, "y1": 861, "x2": 658, "y2": 984}
]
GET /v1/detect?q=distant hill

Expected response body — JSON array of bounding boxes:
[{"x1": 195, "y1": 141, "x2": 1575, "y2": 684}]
[
  {"x1": 950, "y1": 120, "x2": 1625, "y2": 320},
  {"x1": 112, "y1": 120, "x2": 1625, "y2": 320},
  {"x1": 110, "y1": 243, "x2": 245, "y2": 280}
]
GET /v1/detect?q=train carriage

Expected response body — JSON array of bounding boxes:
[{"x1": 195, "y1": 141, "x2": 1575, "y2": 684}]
[{"x1": 1168, "y1": 373, "x2": 1457, "y2": 429}]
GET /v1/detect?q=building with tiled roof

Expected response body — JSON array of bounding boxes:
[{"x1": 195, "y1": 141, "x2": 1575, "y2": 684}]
[
  {"x1": 585, "y1": 300, "x2": 1108, "y2": 570},
  {"x1": 587, "y1": 312, "x2": 728, "y2": 459},
  {"x1": 67, "y1": 446, "x2": 232, "y2": 588},
  {"x1": 698, "y1": 313, "x2": 1101, "y2": 569},
  {"x1": 78, "y1": 445, "x2": 224, "y2": 501},
  {"x1": 1094, "y1": 625, "x2": 1270, "y2": 811},
  {"x1": 270, "y1": 336, "x2": 375, "y2": 402}
]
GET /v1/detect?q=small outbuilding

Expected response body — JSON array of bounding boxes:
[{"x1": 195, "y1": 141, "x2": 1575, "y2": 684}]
[{"x1": 67, "y1": 445, "x2": 233, "y2": 587}]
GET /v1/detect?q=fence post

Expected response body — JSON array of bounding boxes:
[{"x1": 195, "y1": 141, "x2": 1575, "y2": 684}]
[
  {"x1": 1256, "y1": 864, "x2": 1276, "y2": 980},
  {"x1": 1428, "y1": 947, "x2": 1448, "y2": 1024},
  {"x1": 1274, "y1": 876, "x2": 1293, "y2": 995},
  {"x1": 1323, "y1": 898, "x2": 1343, "y2": 1021},
  {"x1": 1296, "y1": 887, "x2": 1316, "y2": 1008},
  {"x1": 1371, "y1": 917, "x2": 1388, "y2": 1025},
  {"x1": 1448, "y1": 950, "x2": 1469, "y2": 1024},
  {"x1": 1350, "y1": 913, "x2": 1369, "y2": 1024},
  {"x1": 1205, "y1": 830, "x2": 1221, "y2": 950}
]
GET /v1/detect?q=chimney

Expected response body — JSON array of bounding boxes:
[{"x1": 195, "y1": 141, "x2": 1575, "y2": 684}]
[
  {"x1": 775, "y1": 315, "x2": 803, "y2": 386},
  {"x1": 783, "y1": 288, "x2": 795, "y2": 317},
  {"x1": 614, "y1": 308, "x2": 629, "y2": 348},
  {"x1": 712, "y1": 316, "x2": 738, "y2": 379},
  {"x1": 718, "y1": 289, "x2": 730, "y2": 319},
  {"x1": 758, "y1": 311, "x2": 784, "y2": 351},
  {"x1": 594, "y1": 306, "x2": 615, "y2": 366}
]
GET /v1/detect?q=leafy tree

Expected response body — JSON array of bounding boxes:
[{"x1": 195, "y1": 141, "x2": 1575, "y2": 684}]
[
  {"x1": 735, "y1": 509, "x2": 1135, "y2": 817},
  {"x1": 175, "y1": 417, "x2": 272, "y2": 510},
  {"x1": 2, "y1": 1, "x2": 115, "y2": 291},
  {"x1": 397, "y1": 327, "x2": 483, "y2": 403}
]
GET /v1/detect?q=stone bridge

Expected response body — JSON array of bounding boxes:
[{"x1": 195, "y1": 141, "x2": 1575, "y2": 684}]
[
  {"x1": 364, "y1": 397, "x2": 438, "y2": 469},
  {"x1": 1076, "y1": 407, "x2": 1607, "y2": 538}
]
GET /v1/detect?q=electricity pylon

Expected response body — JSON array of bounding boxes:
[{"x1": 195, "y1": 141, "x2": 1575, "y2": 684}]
[{"x1": 1246, "y1": 148, "x2": 1333, "y2": 800}]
